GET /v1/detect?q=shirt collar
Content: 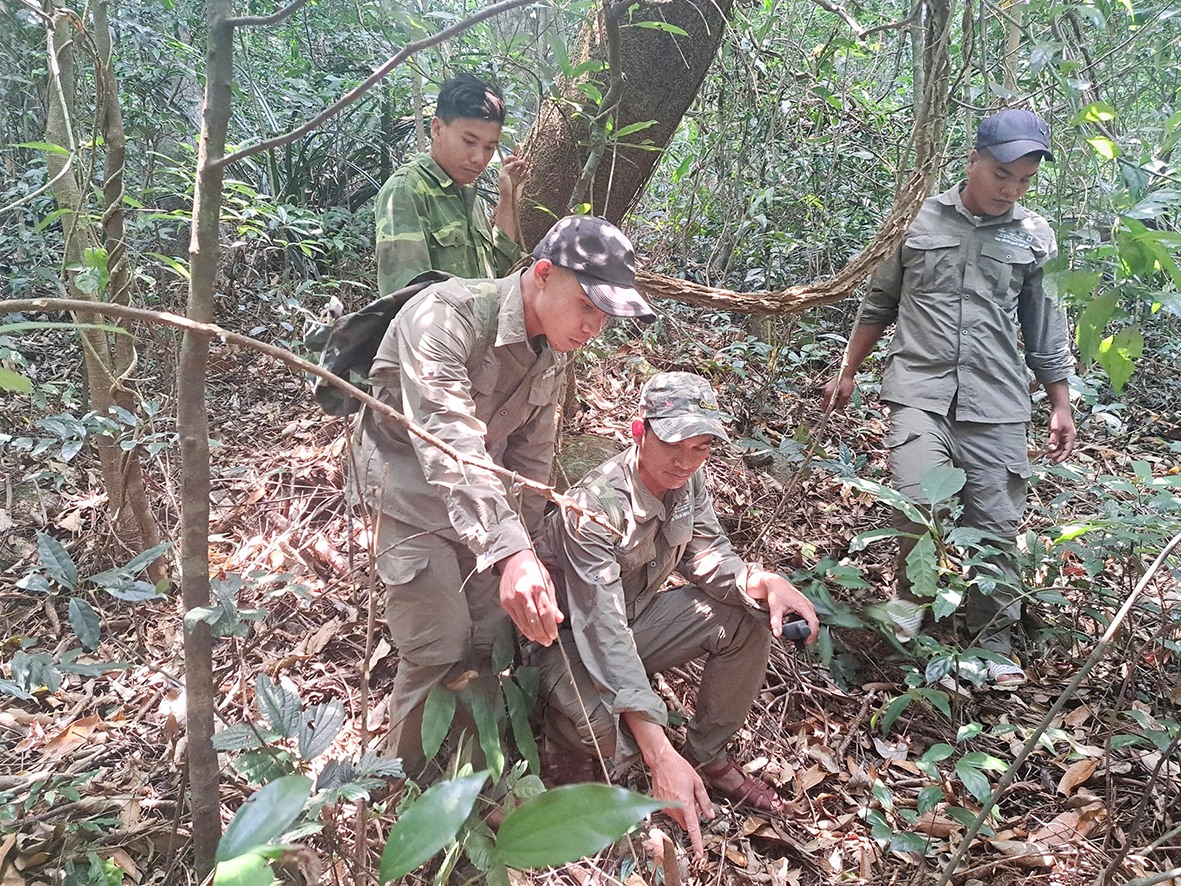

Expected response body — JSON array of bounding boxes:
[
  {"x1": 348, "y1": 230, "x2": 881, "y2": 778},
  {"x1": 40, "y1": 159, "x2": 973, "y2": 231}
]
[
  {"x1": 940, "y1": 182, "x2": 1030, "y2": 226},
  {"x1": 495, "y1": 271, "x2": 532, "y2": 348},
  {"x1": 622, "y1": 446, "x2": 693, "y2": 523},
  {"x1": 416, "y1": 152, "x2": 462, "y2": 192}
]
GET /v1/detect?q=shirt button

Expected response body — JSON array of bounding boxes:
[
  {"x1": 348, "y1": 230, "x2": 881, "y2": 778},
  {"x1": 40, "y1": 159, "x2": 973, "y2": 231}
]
[
  {"x1": 500, "y1": 410, "x2": 507, "y2": 416},
  {"x1": 649, "y1": 561, "x2": 657, "y2": 568}
]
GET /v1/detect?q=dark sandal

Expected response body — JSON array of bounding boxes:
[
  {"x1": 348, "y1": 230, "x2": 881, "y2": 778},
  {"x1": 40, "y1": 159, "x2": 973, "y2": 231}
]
[{"x1": 698, "y1": 758, "x2": 785, "y2": 815}]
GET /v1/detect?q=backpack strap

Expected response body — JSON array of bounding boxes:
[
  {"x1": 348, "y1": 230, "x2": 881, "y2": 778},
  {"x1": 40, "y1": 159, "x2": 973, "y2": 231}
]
[{"x1": 312, "y1": 270, "x2": 452, "y2": 416}]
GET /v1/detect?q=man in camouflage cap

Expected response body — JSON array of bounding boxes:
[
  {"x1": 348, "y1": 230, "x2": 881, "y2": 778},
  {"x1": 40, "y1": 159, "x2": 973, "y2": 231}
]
[
  {"x1": 533, "y1": 371, "x2": 819, "y2": 857},
  {"x1": 357, "y1": 216, "x2": 653, "y2": 779},
  {"x1": 374, "y1": 73, "x2": 528, "y2": 296}
]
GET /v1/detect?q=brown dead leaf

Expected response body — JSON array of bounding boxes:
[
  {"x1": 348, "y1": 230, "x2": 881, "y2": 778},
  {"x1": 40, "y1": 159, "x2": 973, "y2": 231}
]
[
  {"x1": 1030, "y1": 801, "x2": 1107, "y2": 847},
  {"x1": 806, "y1": 744, "x2": 840, "y2": 773},
  {"x1": 1064, "y1": 705, "x2": 1092, "y2": 728},
  {"x1": 990, "y1": 839, "x2": 1054, "y2": 868},
  {"x1": 297, "y1": 618, "x2": 341, "y2": 657},
  {"x1": 724, "y1": 847, "x2": 748, "y2": 866},
  {"x1": 795, "y1": 764, "x2": 827, "y2": 792},
  {"x1": 107, "y1": 849, "x2": 140, "y2": 883},
  {"x1": 913, "y1": 811, "x2": 963, "y2": 838},
  {"x1": 42, "y1": 714, "x2": 102, "y2": 759},
  {"x1": 1057, "y1": 758, "x2": 1098, "y2": 796}
]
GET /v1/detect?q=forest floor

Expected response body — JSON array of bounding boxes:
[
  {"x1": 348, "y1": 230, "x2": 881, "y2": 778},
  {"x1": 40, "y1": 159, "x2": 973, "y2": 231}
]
[{"x1": 1, "y1": 301, "x2": 1180, "y2": 886}]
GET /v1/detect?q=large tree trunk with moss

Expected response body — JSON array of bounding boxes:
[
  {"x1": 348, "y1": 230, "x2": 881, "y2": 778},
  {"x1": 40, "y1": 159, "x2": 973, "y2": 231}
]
[{"x1": 519, "y1": 0, "x2": 733, "y2": 247}]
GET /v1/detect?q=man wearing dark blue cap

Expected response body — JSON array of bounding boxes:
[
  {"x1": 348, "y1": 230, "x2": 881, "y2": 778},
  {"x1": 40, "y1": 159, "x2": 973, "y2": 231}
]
[{"x1": 823, "y1": 109, "x2": 1077, "y2": 686}]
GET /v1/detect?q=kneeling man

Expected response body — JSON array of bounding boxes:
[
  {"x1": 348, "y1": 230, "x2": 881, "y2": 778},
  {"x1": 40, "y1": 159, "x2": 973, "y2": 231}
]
[{"x1": 534, "y1": 372, "x2": 819, "y2": 855}]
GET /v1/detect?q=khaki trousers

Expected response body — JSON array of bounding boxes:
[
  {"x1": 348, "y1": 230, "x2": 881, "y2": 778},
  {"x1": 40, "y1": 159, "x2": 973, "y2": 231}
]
[
  {"x1": 885, "y1": 404, "x2": 1029, "y2": 648},
  {"x1": 535, "y1": 584, "x2": 772, "y2": 767},
  {"x1": 375, "y1": 514, "x2": 512, "y2": 777}
]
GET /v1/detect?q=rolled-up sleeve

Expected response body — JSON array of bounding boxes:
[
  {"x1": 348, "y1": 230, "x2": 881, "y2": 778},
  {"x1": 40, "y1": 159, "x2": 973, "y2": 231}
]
[
  {"x1": 552, "y1": 493, "x2": 667, "y2": 727},
  {"x1": 386, "y1": 297, "x2": 531, "y2": 567}
]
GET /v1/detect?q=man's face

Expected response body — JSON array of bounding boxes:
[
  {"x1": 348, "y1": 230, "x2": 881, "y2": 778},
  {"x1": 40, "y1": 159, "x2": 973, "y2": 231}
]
[
  {"x1": 960, "y1": 149, "x2": 1041, "y2": 217},
  {"x1": 634, "y1": 425, "x2": 714, "y2": 498},
  {"x1": 429, "y1": 116, "x2": 502, "y2": 186},
  {"x1": 530, "y1": 264, "x2": 609, "y2": 353}
]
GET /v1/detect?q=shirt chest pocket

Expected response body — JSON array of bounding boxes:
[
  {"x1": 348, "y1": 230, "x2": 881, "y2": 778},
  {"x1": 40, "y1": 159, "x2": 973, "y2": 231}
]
[
  {"x1": 618, "y1": 537, "x2": 658, "y2": 578},
  {"x1": 978, "y1": 240, "x2": 1036, "y2": 308},
  {"x1": 903, "y1": 233, "x2": 962, "y2": 292}
]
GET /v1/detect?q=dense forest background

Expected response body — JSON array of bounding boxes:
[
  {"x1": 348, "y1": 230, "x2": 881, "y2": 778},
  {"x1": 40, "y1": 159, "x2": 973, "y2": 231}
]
[{"x1": 1, "y1": 0, "x2": 1180, "y2": 883}]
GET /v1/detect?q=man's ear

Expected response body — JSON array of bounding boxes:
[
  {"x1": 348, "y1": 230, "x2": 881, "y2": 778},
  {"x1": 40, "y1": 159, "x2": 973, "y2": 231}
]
[
  {"x1": 429, "y1": 116, "x2": 443, "y2": 140},
  {"x1": 631, "y1": 419, "x2": 645, "y2": 442},
  {"x1": 531, "y1": 258, "x2": 553, "y2": 287}
]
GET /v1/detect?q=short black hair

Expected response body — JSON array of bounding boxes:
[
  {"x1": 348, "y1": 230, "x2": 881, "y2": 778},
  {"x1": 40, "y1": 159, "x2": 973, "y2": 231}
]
[{"x1": 435, "y1": 73, "x2": 506, "y2": 125}]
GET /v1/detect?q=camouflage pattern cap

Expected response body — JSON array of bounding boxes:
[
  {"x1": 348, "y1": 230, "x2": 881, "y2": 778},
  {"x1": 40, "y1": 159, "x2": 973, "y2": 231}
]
[{"x1": 639, "y1": 372, "x2": 730, "y2": 443}]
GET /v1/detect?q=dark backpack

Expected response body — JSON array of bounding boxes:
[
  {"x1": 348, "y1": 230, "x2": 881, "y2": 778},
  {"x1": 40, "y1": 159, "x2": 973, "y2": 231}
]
[{"x1": 307, "y1": 270, "x2": 452, "y2": 416}]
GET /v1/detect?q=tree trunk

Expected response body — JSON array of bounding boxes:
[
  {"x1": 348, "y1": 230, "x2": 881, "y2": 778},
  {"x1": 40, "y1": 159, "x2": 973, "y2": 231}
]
[
  {"x1": 180, "y1": 0, "x2": 235, "y2": 874},
  {"x1": 43, "y1": 0, "x2": 161, "y2": 564},
  {"x1": 519, "y1": 0, "x2": 734, "y2": 247}
]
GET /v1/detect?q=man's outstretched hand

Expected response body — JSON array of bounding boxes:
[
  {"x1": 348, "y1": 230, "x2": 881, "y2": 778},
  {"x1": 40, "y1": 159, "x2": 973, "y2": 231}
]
[
  {"x1": 498, "y1": 550, "x2": 562, "y2": 645},
  {"x1": 626, "y1": 715, "x2": 713, "y2": 858}
]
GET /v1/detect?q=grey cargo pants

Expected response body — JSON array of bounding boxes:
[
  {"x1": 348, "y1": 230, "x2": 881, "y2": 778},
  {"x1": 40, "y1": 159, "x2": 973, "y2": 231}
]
[
  {"x1": 885, "y1": 404, "x2": 1030, "y2": 649},
  {"x1": 534, "y1": 584, "x2": 772, "y2": 767}
]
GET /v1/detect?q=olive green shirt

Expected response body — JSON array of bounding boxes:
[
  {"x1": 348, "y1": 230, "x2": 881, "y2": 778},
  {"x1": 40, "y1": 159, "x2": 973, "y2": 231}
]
[
  {"x1": 356, "y1": 272, "x2": 565, "y2": 571},
  {"x1": 375, "y1": 153, "x2": 521, "y2": 296},
  {"x1": 860, "y1": 184, "x2": 1072, "y2": 423},
  {"x1": 537, "y1": 449, "x2": 758, "y2": 727}
]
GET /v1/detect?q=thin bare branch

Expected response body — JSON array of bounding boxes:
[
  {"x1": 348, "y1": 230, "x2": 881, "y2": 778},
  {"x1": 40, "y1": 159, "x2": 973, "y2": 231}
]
[
  {"x1": 225, "y1": 0, "x2": 311, "y2": 28},
  {"x1": 805, "y1": 0, "x2": 866, "y2": 38},
  {"x1": 0, "y1": 298, "x2": 622, "y2": 539},
  {"x1": 214, "y1": 0, "x2": 534, "y2": 170}
]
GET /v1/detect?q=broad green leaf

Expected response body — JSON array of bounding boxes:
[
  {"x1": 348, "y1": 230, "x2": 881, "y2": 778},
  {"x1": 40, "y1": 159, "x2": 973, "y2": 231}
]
[
  {"x1": 233, "y1": 749, "x2": 299, "y2": 785},
  {"x1": 849, "y1": 527, "x2": 906, "y2": 552},
  {"x1": 956, "y1": 722, "x2": 984, "y2": 743},
  {"x1": 256, "y1": 674, "x2": 302, "y2": 738},
  {"x1": 68, "y1": 597, "x2": 101, "y2": 650},
  {"x1": 842, "y1": 476, "x2": 927, "y2": 524},
  {"x1": 917, "y1": 784, "x2": 945, "y2": 816},
  {"x1": 1073, "y1": 100, "x2": 1117, "y2": 124},
  {"x1": 1096, "y1": 326, "x2": 1143, "y2": 393},
  {"x1": 890, "y1": 831, "x2": 932, "y2": 854},
  {"x1": 37, "y1": 532, "x2": 77, "y2": 590},
  {"x1": 123, "y1": 542, "x2": 173, "y2": 575},
  {"x1": 924, "y1": 656, "x2": 955, "y2": 684},
  {"x1": 630, "y1": 20, "x2": 690, "y2": 35},
  {"x1": 545, "y1": 31, "x2": 572, "y2": 77},
  {"x1": 1085, "y1": 136, "x2": 1119, "y2": 161},
  {"x1": 297, "y1": 699, "x2": 345, "y2": 761},
  {"x1": 933, "y1": 583, "x2": 963, "y2": 620},
  {"x1": 0, "y1": 367, "x2": 33, "y2": 394},
  {"x1": 954, "y1": 760, "x2": 991, "y2": 802},
  {"x1": 213, "y1": 850, "x2": 276, "y2": 886},
  {"x1": 905, "y1": 535, "x2": 938, "y2": 600},
  {"x1": 421, "y1": 683, "x2": 456, "y2": 760},
  {"x1": 378, "y1": 771, "x2": 487, "y2": 882},
  {"x1": 879, "y1": 693, "x2": 912, "y2": 735},
  {"x1": 212, "y1": 724, "x2": 267, "y2": 752},
  {"x1": 468, "y1": 682, "x2": 505, "y2": 780},
  {"x1": 919, "y1": 465, "x2": 965, "y2": 506},
  {"x1": 495, "y1": 784, "x2": 666, "y2": 869},
  {"x1": 502, "y1": 679, "x2": 540, "y2": 775},
  {"x1": 921, "y1": 743, "x2": 956, "y2": 763},
  {"x1": 13, "y1": 141, "x2": 71, "y2": 156},
  {"x1": 216, "y1": 774, "x2": 311, "y2": 862},
  {"x1": 915, "y1": 688, "x2": 952, "y2": 720},
  {"x1": 612, "y1": 120, "x2": 657, "y2": 139},
  {"x1": 958, "y1": 751, "x2": 1008, "y2": 772}
]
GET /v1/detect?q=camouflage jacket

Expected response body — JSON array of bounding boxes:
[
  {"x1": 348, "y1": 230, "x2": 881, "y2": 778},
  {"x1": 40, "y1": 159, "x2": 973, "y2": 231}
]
[
  {"x1": 860, "y1": 183, "x2": 1072, "y2": 423},
  {"x1": 374, "y1": 153, "x2": 521, "y2": 296},
  {"x1": 355, "y1": 272, "x2": 565, "y2": 571},
  {"x1": 536, "y1": 448, "x2": 756, "y2": 728}
]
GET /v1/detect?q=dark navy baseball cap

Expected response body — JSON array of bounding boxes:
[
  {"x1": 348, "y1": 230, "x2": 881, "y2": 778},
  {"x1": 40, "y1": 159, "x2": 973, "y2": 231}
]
[{"x1": 976, "y1": 109, "x2": 1054, "y2": 163}]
